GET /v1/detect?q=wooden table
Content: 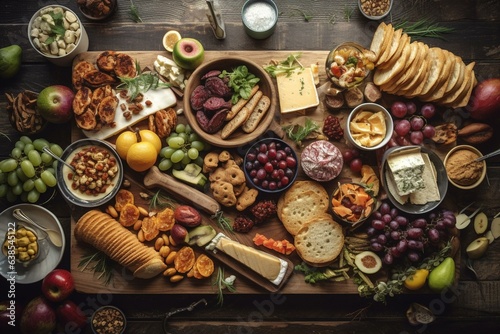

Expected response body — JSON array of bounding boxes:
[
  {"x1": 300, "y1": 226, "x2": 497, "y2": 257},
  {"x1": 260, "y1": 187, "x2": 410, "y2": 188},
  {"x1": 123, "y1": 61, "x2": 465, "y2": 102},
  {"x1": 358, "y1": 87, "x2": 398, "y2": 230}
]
[{"x1": 1, "y1": 1, "x2": 499, "y2": 333}]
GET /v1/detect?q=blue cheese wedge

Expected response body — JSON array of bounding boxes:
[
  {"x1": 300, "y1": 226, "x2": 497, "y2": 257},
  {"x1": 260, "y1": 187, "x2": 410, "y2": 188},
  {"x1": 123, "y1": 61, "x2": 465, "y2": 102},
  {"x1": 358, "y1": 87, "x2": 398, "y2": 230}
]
[
  {"x1": 387, "y1": 148, "x2": 425, "y2": 196},
  {"x1": 408, "y1": 153, "x2": 440, "y2": 205},
  {"x1": 206, "y1": 233, "x2": 288, "y2": 285}
]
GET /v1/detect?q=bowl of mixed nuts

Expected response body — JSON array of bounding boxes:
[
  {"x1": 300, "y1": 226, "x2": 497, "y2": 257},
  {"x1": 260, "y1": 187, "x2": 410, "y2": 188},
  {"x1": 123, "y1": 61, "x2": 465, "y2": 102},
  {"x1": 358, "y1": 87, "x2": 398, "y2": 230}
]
[
  {"x1": 56, "y1": 139, "x2": 123, "y2": 208},
  {"x1": 358, "y1": 0, "x2": 393, "y2": 20},
  {"x1": 77, "y1": 0, "x2": 118, "y2": 21},
  {"x1": 91, "y1": 305, "x2": 126, "y2": 334},
  {"x1": 28, "y1": 5, "x2": 89, "y2": 66}
]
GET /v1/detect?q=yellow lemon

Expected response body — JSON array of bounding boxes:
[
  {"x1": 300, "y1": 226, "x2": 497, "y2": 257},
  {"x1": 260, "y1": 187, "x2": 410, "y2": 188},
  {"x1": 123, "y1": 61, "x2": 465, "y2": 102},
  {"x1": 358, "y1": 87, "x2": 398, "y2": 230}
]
[
  {"x1": 138, "y1": 129, "x2": 162, "y2": 154},
  {"x1": 163, "y1": 30, "x2": 182, "y2": 52},
  {"x1": 115, "y1": 130, "x2": 137, "y2": 159},
  {"x1": 126, "y1": 141, "x2": 158, "y2": 172}
]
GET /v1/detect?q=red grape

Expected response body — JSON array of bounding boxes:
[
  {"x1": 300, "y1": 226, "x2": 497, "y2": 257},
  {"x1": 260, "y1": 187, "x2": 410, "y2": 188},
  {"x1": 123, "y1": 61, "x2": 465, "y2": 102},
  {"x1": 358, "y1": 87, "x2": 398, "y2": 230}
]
[
  {"x1": 406, "y1": 101, "x2": 417, "y2": 115},
  {"x1": 391, "y1": 101, "x2": 408, "y2": 118},
  {"x1": 410, "y1": 116, "x2": 425, "y2": 131},
  {"x1": 394, "y1": 119, "x2": 411, "y2": 136},
  {"x1": 422, "y1": 124, "x2": 436, "y2": 139},
  {"x1": 349, "y1": 158, "x2": 363, "y2": 172},
  {"x1": 420, "y1": 103, "x2": 436, "y2": 119},
  {"x1": 410, "y1": 131, "x2": 424, "y2": 145}
]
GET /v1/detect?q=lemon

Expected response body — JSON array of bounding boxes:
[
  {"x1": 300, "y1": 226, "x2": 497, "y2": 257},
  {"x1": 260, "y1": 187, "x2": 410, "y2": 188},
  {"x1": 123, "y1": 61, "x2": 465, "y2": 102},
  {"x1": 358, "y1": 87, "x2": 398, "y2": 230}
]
[
  {"x1": 115, "y1": 130, "x2": 138, "y2": 159},
  {"x1": 163, "y1": 30, "x2": 182, "y2": 53},
  {"x1": 138, "y1": 129, "x2": 162, "y2": 154},
  {"x1": 126, "y1": 141, "x2": 158, "y2": 172}
]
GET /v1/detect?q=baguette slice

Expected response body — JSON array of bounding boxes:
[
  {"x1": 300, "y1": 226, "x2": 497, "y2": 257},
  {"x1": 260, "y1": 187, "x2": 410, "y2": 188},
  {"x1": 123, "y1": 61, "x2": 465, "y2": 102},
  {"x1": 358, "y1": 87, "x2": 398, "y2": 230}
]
[
  {"x1": 242, "y1": 95, "x2": 271, "y2": 133},
  {"x1": 294, "y1": 216, "x2": 344, "y2": 267},
  {"x1": 226, "y1": 85, "x2": 260, "y2": 121}
]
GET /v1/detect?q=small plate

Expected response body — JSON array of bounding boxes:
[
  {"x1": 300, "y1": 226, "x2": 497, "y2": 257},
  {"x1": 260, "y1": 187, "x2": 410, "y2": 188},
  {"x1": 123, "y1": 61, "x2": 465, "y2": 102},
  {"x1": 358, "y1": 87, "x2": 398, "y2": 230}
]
[
  {"x1": 0, "y1": 204, "x2": 65, "y2": 284},
  {"x1": 381, "y1": 146, "x2": 448, "y2": 214}
]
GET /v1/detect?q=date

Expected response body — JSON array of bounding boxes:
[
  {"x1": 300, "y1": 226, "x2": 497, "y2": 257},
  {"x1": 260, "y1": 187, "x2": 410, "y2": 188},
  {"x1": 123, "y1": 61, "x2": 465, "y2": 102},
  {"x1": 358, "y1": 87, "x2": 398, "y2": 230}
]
[{"x1": 174, "y1": 205, "x2": 202, "y2": 227}]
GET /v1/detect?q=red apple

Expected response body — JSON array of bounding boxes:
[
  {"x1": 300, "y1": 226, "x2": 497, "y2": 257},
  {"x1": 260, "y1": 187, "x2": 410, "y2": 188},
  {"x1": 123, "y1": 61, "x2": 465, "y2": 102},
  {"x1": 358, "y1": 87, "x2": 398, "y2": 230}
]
[
  {"x1": 20, "y1": 296, "x2": 56, "y2": 334},
  {"x1": 41, "y1": 269, "x2": 75, "y2": 303},
  {"x1": 0, "y1": 300, "x2": 22, "y2": 333},
  {"x1": 56, "y1": 300, "x2": 87, "y2": 331},
  {"x1": 36, "y1": 85, "x2": 75, "y2": 124}
]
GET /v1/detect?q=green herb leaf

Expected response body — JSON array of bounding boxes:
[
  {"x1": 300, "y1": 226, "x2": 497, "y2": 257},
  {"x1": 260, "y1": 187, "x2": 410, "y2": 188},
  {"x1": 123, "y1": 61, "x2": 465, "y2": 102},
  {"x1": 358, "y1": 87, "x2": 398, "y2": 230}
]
[
  {"x1": 129, "y1": 0, "x2": 143, "y2": 22},
  {"x1": 282, "y1": 118, "x2": 319, "y2": 146},
  {"x1": 116, "y1": 62, "x2": 171, "y2": 101},
  {"x1": 220, "y1": 65, "x2": 260, "y2": 104},
  {"x1": 264, "y1": 53, "x2": 303, "y2": 78},
  {"x1": 211, "y1": 210, "x2": 233, "y2": 233},
  {"x1": 393, "y1": 19, "x2": 454, "y2": 40},
  {"x1": 148, "y1": 190, "x2": 177, "y2": 211},
  {"x1": 292, "y1": 8, "x2": 313, "y2": 22},
  {"x1": 212, "y1": 267, "x2": 236, "y2": 306},
  {"x1": 78, "y1": 250, "x2": 114, "y2": 286}
]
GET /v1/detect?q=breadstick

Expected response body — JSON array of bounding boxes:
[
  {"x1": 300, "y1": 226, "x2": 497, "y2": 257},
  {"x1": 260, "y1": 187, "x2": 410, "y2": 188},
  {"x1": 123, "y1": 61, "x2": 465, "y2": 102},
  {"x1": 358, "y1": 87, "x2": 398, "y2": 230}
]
[
  {"x1": 242, "y1": 95, "x2": 271, "y2": 133},
  {"x1": 226, "y1": 85, "x2": 260, "y2": 120}
]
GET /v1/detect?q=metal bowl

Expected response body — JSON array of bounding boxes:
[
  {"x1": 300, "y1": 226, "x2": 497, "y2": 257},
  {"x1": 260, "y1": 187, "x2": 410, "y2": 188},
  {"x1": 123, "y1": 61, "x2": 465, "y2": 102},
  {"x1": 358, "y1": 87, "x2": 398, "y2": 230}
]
[
  {"x1": 56, "y1": 139, "x2": 123, "y2": 207},
  {"x1": 91, "y1": 305, "x2": 126, "y2": 334}
]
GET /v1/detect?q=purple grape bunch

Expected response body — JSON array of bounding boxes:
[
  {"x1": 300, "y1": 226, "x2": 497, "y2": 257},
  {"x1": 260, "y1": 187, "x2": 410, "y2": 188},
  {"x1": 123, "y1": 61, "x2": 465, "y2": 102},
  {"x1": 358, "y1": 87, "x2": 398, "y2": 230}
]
[
  {"x1": 388, "y1": 101, "x2": 437, "y2": 147},
  {"x1": 366, "y1": 201, "x2": 456, "y2": 265}
]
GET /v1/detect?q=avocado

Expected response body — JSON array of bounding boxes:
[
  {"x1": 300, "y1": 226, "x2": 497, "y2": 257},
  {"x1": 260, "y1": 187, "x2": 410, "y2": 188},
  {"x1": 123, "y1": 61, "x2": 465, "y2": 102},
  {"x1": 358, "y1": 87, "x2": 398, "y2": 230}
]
[
  {"x1": 0, "y1": 45, "x2": 22, "y2": 79},
  {"x1": 172, "y1": 163, "x2": 207, "y2": 187}
]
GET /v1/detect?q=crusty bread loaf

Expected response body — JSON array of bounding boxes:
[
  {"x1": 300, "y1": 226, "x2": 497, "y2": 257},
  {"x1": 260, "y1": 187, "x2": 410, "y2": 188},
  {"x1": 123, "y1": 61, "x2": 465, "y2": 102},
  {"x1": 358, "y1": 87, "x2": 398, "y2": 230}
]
[
  {"x1": 74, "y1": 210, "x2": 166, "y2": 279},
  {"x1": 279, "y1": 181, "x2": 330, "y2": 236},
  {"x1": 294, "y1": 215, "x2": 344, "y2": 266}
]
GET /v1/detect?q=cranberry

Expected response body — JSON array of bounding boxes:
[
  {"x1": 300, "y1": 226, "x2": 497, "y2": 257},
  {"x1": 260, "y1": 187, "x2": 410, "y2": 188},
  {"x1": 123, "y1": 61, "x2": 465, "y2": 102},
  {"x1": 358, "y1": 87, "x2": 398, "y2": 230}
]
[
  {"x1": 281, "y1": 176, "x2": 290, "y2": 186},
  {"x1": 246, "y1": 152, "x2": 256, "y2": 162},
  {"x1": 256, "y1": 169, "x2": 267, "y2": 180},
  {"x1": 257, "y1": 152, "x2": 268, "y2": 164},
  {"x1": 249, "y1": 169, "x2": 257, "y2": 178},
  {"x1": 259, "y1": 143, "x2": 267, "y2": 153},
  {"x1": 261, "y1": 180, "x2": 269, "y2": 189},
  {"x1": 268, "y1": 181, "x2": 277, "y2": 190}
]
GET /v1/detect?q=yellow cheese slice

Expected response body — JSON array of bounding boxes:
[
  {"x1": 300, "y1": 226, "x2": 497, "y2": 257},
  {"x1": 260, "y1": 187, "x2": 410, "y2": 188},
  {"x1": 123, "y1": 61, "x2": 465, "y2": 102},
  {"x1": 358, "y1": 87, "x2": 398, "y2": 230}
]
[{"x1": 214, "y1": 236, "x2": 287, "y2": 284}]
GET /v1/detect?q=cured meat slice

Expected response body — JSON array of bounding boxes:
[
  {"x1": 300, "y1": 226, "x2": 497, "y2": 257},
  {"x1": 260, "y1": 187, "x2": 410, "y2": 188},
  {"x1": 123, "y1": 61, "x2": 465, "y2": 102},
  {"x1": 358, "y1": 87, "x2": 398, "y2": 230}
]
[{"x1": 301, "y1": 140, "x2": 344, "y2": 182}]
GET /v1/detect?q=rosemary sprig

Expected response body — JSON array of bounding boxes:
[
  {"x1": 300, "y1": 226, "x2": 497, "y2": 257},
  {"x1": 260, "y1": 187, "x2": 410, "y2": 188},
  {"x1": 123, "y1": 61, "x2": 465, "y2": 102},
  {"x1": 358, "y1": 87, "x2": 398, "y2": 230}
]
[
  {"x1": 264, "y1": 53, "x2": 303, "y2": 78},
  {"x1": 78, "y1": 250, "x2": 114, "y2": 286},
  {"x1": 282, "y1": 118, "x2": 320, "y2": 147},
  {"x1": 129, "y1": 0, "x2": 142, "y2": 22},
  {"x1": 212, "y1": 267, "x2": 236, "y2": 306},
  {"x1": 393, "y1": 19, "x2": 454, "y2": 40},
  {"x1": 292, "y1": 8, "x2": 313, "y2": 22},
  {"x1": 344, "y1": 6, "x2": 354, "y2": 22},
  {"x1": 148, "y1": 190, "x2": 177, "y2": 212},
  {"x1": 211, "y1": 210, "x2": 233, "y2": 233},
  {"x1": 116, "y1": 61, "x2": 171, "y2": 101}
]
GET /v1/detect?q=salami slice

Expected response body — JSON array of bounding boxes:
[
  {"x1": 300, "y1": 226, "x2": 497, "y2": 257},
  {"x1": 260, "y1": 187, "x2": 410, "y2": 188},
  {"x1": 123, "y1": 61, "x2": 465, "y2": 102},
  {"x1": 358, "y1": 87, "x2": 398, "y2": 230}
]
[{"x1": 301, "y1": 140, "x2": 343, "y2": 182}]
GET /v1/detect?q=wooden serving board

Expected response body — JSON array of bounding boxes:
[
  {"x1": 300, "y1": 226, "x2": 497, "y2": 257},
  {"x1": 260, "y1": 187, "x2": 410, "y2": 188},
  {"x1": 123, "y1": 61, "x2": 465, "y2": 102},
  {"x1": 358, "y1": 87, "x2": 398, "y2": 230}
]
[{"x1": 69, "y1": 51, "x2": 454, "y2": 295}]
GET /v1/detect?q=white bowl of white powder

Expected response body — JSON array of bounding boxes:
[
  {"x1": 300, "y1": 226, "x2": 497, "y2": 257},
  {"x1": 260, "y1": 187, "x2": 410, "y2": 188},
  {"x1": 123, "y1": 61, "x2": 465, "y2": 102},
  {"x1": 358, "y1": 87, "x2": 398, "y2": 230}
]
[{"x1": 242, "y1": 0, "x2": 278, "y2": 39}]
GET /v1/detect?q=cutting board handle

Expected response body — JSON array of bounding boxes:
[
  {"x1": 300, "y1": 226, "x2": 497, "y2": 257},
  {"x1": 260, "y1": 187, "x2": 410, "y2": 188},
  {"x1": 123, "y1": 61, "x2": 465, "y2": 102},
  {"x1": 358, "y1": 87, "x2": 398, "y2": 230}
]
[{"x1": 143, "y1": 166, "x2": 221, "y2": 215}]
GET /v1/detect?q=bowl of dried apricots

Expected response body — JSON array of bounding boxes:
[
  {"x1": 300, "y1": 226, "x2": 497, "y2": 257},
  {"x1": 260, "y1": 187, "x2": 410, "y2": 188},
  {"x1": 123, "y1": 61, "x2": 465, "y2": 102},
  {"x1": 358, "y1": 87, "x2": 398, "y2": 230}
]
[{"x1": 330, "y1": 182, "x2": 376, "y2": 227}]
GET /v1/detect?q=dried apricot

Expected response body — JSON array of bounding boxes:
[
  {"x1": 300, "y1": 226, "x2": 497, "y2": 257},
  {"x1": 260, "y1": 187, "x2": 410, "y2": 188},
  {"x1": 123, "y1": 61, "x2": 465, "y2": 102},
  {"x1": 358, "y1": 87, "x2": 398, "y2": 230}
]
[
  {"x1": 115, "y1": 189, "x2": 134, "y2": 211},
  {"x1": 141, "y1": 216, "x2": 159, "y2": 241},
  {"x1": 119, "y1": 203, "x2": 140, "y2": 227},
  {"x1": 195, "y1": 254, "x2": 214, "y2": 278},
  {"x1": 174, "y1": 246, "x2": 195, "y2": 273},
  {"x1": 156, "y1": 207, "x2": 175, "y2": 231}
]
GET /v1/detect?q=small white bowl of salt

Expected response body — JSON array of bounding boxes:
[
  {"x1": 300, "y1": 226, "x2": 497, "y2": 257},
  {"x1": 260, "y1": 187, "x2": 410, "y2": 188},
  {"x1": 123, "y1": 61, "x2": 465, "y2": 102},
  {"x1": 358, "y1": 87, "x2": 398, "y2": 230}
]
[{"x1": 242, "y1": 0, "x2": 278, "y2": 39}]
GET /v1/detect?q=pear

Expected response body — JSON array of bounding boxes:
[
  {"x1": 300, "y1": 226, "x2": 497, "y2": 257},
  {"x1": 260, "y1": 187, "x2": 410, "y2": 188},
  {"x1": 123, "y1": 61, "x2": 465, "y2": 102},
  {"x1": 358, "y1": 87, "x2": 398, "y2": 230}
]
[
  {"x1": 0, "y1": 44, "x2": 22, "y2": 79},
  {"x1": 466, "y1": 237, "x2": 489, "y2": 259},
  {"x1": 428, "y1": 257, "x2": 455, "y2": 292},
  {"x1": 490, "y1": 217, "x2": 500, "y2": 239}
]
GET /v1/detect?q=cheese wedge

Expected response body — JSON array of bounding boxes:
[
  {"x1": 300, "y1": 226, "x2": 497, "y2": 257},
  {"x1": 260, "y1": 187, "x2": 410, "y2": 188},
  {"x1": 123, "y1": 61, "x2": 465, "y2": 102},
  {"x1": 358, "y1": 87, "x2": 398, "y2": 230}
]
[
  {"x1": 387, "y1": 148, "x2": 425, "y2": 196},
  {"x1": 409, "y1": 153, "x2": 441, "y2": 205},
  {"x1": 207, "y1": 233, "x2": 287, "y2": 285}
]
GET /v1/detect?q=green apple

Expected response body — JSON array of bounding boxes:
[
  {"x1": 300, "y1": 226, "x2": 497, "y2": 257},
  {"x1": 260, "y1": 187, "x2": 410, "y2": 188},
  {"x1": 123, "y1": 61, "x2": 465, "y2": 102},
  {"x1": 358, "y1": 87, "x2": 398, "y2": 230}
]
[
  {"x1": 37, "y1": 85, "x2": 75, "y2": 124},
  {"x1": 0, "y1": 45, "x2": 22, "y2": 79},
  {"x1": 172, "y1": 38, "x2": 205, "y2": 70}
]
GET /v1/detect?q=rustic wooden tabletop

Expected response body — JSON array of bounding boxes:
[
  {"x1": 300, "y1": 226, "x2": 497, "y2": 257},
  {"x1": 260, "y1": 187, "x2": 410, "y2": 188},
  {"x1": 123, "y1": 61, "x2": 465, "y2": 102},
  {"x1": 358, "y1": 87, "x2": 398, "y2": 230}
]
[{"x1": 1, "y1": 0, "x2": 499, "y2": 333}]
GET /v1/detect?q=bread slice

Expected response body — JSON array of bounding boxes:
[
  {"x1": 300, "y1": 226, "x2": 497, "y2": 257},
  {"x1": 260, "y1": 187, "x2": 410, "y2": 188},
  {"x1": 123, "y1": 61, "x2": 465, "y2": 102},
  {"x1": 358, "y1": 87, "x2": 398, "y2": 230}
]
[
  {"x1": 440, "y1": 61, "x2": 475, "y2": 106},
  {"x1": 421, "y1": 48, "x2": 454, "y2": 101},
  {"x1": 242, "y1": 95, "x2": 271, "y2": 133},
  {"x1": 369, "y1": 22, "x2": 387, "y2": 60},
  {"x1": 384, "y1": 41, "x2": 421, "y2": 93},
  {"x1": 373, "y1": 42, "x2": 411, "y2": 87},
  {"x1": 377, "y1": 28, "x2": 403, "y2": 68},
  {"x1": 416, "y1": 47, "x2": 447, "y2": 97},
  {"x1": 376, "y1": 24, "x2": 397, "y2": 66},
  {"x1": 294, "y1": 215, "x2": 344, "y2": 266}
]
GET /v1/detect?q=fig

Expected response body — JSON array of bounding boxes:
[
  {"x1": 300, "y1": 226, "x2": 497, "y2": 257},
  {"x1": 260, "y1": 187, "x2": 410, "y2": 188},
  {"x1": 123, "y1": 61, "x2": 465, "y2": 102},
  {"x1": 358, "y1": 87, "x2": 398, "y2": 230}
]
[
  {"x1": 170, "y1": 224, "x2": 189, "y2": 245},
  {"x1": 0, "y1": 45, "x2": 22, "y2": 79},
  {"x1": 354, "y1": 251, "x2": 382, "y2": 274},
  {"x1": 174, "y1": 205, "x2": 202, "y2": 227}
]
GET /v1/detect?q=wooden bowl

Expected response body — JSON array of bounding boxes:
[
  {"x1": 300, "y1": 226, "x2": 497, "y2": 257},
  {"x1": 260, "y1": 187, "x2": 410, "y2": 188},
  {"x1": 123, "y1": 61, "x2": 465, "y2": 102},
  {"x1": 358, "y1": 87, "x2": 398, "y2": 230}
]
[{"x1": 183, "y1": 56, "x2": 276, "y2": 148}]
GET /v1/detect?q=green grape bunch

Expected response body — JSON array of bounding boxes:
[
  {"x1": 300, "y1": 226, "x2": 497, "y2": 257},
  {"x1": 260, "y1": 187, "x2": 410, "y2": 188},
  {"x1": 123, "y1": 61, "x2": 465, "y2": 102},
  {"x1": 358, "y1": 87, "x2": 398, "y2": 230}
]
[
  {"x1": 0, "y1": 135, "x2": 63, "y2": 203},
  {"x1": 158, "y1": 123, "x2": 208, "y2": 171}
]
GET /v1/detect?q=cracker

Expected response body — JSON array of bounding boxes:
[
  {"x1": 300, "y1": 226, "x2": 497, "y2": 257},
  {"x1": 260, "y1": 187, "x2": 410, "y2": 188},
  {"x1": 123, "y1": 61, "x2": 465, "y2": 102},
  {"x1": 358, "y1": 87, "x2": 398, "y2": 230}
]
[{"x1": 236, "y1": 187, "x2": 258, "y2": 211}]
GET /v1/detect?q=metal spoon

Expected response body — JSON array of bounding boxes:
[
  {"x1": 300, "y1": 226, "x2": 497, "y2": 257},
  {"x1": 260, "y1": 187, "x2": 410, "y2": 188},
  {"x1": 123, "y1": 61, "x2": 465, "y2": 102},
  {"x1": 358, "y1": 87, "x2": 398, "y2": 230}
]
[
  {"x1": 475, "y1": 147, "x2": 500, "y2": 162},
  {"x1": 13, "y1": 208, "x2": 63, "y2": 248},
  {"x1": 42, "y1": 146, "x2": 75, "y2": 172}
]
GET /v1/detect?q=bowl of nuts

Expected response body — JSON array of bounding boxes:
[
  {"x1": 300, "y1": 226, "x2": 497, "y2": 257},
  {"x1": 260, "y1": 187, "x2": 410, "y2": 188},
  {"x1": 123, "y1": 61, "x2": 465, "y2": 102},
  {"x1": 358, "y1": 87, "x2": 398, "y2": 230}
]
[
  {"x1": 91, "y1": 305, "x2": 126, "y2": 334},
  {"x1": 77, "y1": 0, "x2": 118, "y2": 21},
  {"x1": 56, "y1": 139, "x2": 123, "y2": 207},
  {"x1": 0, "y1": 204, "x2": 65, "y2": 284},
  {"x1": 28, "y1": 5, "x2": 89, "y2": 66},
  {"x1": 358, "y1": 0, "x2": 393, "y2": 20}
]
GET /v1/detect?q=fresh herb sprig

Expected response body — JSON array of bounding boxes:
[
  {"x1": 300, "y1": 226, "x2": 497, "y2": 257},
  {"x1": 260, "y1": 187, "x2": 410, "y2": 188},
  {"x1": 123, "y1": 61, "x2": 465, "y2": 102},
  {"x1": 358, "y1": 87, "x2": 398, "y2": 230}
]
[
  {"x1": 129, "y1": 0, "x2": 142, "y2": 22},
  {"x1": 292, "y1": 8, "x2": 313, "y2": 22},
  {"x1": 220, "y1": 66, "x2": 260, "y2": 104},
  {"x1": 393, "y1": 19, "x2": 454, "y2": 40},
  {"x1": 116, "y1": 61, "x2": 170, "y2": 101},
  {"x1": 44, "y1": 12, "x2": 66, "y2": 45},
  {"x1": 78, "y1": 250, "x2": 114, "y2": 286},
  {"x1": 211, "y1": 210, "x2": 233, "y2": 233},
  {"x1": 264, "y1": 53, "x2": 303, "y2": 78},
  {"x1": 148, "y1": 190, "x2": 177, "y2": 211},
  {"x1": 282, "y1": 118, "x2": 320, "y2": 147},
  {"x1": 213, "y1": 267, "x2": 236, "y2": 306}
]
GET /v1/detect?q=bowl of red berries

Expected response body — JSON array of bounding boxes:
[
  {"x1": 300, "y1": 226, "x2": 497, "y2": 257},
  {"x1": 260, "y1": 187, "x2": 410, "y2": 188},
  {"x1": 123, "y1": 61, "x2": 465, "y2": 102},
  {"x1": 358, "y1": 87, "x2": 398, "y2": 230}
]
[{"x1": 243, "y1": 138, "x2": 298, "y2": 193}]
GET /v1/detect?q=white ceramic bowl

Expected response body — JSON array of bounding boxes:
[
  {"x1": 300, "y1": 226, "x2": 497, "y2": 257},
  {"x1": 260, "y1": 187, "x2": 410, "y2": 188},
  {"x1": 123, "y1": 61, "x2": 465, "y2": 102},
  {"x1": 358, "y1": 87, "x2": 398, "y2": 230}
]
[
  {"x1": 0, "y1": 204, "x2": 65, "y2": 284},
  {"x1": 28, "y1": 5, "x2": 89, "y2": 66},
  {"x1": 358, "y1": 0, "x2": 393, "y2": 20},
  {"x1": 444, "y1": 145, "x2": 486, "y2": 190},
  {"x1": 56, "y1": 139, "x2": 123, "y2": 207},
  {"x1": 346, "y1": 103, "x2": 393, "y2": 151}
]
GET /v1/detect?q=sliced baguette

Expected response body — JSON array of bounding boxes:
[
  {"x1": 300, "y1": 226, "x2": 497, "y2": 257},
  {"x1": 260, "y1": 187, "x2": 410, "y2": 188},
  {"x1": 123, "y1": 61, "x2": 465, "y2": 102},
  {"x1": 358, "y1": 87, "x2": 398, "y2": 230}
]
[
  {"x1": 369, "y1": 22, "x2": 387, "y2": 60},
  {"x1": 242, "y1": 95, "x2": 271, "y2": 133},
  {"x1": 226, "y1": 85, "x2": 260, "y2": 120},
  {"x1": 221, "y1": 90, "x2": 263, "y2": 139}
]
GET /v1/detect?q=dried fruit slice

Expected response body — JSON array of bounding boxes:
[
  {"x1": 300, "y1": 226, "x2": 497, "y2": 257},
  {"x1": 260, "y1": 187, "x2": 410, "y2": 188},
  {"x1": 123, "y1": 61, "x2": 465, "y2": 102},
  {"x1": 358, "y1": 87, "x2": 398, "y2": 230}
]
[
  {"x1": 141, "y1": 216, "x2": 159, "y2": 241},
  {"x1": 83, "y1": 70, "x2": 116, "y2": 87},
  {"x1": 194, "y1": 254, "x2": 214, "y2": 278},
  {"x1": 73, "y1": 87, "x2": 92, "y2": 115},
  {"x1": 97, "y1": 95, "x2": 118, "y2": 125},
  {"x1": 119, "y1": 203, "x2": 140, "y2": 227},
  {"x1": 114, "y1": 189, "x2": 135, "y2": 212},
  {"x1": 96, "y1": 50, "x2": 117, "y2": 72},
  {"x1": 174, "y1": 246, "x2": 196, "y2": 273},
  {"x1": 156, "y1": 207, "x2": 175, "y2": 231},
  {"x1": 114, "y1": 53, "x2": 137, "y2": 78},
  {"x1": 72, "y1": 60, "x2": 96, "y2": 90},
  {"x1": 75, "y1": 109, "x2": 97, "y2": 130}
]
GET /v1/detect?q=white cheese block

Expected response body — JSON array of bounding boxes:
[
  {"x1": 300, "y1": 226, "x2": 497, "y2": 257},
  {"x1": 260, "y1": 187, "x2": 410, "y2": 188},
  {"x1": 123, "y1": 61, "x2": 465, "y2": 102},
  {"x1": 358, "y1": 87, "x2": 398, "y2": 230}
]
[
  {"x1": 208, "y1": 233, "x2": 288, "y2": 285},
  {"x1": 409, "y1": 153, "x2": 441, "y2": 205},
  {"x1": 276, "y1": 67, "x2": 319, "y2": 114},
  {"x1": 387, "y1": 149, "x2": 426, "y2": 196}
]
